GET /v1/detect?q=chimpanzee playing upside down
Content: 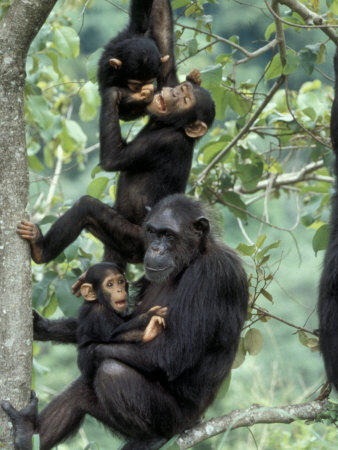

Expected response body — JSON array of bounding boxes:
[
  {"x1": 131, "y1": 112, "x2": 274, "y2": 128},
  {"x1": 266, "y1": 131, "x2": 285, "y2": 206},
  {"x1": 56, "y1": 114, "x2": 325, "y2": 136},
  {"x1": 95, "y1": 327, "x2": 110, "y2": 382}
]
[
  {"x1": 4, "y1": 195, "x2": 249, "y2": 450},
  {"x1": 17, "y1": 0, "x2": 216, "y2": 270},
  {"x1": 98, "y1": 0, "x2": 169, "y2": 122},
  {"x1": 75, "y1": 262, "x2": 166, "y2": 381},
  {"x1": 319, "y1": 47, "x2": 338, "y2": 391}
]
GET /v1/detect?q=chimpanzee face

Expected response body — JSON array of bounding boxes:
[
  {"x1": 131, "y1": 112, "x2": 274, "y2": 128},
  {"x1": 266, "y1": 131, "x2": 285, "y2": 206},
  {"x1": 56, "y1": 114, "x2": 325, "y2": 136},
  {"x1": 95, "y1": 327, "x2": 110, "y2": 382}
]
[
  {"x1": 102, "y1": 270, "x2": 128, "y2": 312},
  {"x1": 147, "y1": 82, "x2": 196, "y2": 116},
  {"x1": 143, "y1": 208, "x2": 179, "y2": 282}
]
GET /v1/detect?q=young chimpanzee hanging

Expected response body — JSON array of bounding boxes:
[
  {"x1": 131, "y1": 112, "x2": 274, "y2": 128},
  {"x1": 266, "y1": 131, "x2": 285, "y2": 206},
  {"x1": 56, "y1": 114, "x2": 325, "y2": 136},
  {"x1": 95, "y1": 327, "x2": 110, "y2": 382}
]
[
  {"x1": 17, "y1": 0, "x2": 216, "y2": 270},
  {"x1": 4, "y1": 195, "x2": 249, "y2": 450},
  {"x1": 318, "y1": 47, "x2": 338, "y2": 391},
  {"x1": 98, "y1": 0, "x2": 169, "y2": 122},
  {"x1": 75, "y1": 262, "x2": 166, "y2": 381}
]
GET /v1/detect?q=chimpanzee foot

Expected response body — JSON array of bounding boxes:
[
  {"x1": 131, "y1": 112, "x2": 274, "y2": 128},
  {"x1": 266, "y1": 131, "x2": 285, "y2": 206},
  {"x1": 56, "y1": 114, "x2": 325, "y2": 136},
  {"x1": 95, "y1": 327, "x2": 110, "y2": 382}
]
[
  {"x1": 122, "y1": 437, "x2": 168, "y2": 450},
  {"x1": 17, "y1": 220, "x2": 44, "y2": 263},
  {"x1": 1, "y1": 390, "x2": 38, "y2": 450}
]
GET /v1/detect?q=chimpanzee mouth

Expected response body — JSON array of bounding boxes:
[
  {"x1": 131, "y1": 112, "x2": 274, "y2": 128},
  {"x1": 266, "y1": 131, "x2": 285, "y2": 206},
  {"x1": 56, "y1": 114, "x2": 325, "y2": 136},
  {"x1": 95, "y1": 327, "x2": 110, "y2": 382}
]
[
  {"x1": 154, "y1": 92, "x2": 166, "y2": 112},
  {"x1": 114, "y1": 300, "x2": 127, "y2": 310},
  {"x1": 145, "y1": 265, "x2": 172, "y2": 272}
]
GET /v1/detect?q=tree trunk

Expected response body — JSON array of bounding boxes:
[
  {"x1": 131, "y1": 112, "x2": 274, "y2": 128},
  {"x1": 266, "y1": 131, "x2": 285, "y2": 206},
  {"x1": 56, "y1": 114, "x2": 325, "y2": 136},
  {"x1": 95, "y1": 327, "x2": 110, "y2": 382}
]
[{"x1": 0, "y1": 1, "x2": 58, "y2": 447}]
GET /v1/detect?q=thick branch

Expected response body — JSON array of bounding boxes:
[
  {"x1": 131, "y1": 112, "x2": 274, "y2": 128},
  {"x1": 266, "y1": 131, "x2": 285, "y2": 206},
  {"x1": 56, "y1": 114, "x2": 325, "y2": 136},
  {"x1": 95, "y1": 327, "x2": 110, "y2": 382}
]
[
  {"x1": 0, "y1": 0, "x2": 58, "y2": 57},
  {"x1": 234, "y1": 160, "x2": 332, "y2": 194},
  {"x1": 177, "y1": 399, "x2": 328, "y2": 449},
  {"x1": 279, "y1": 0, "x2": 338, "y2": 45}
]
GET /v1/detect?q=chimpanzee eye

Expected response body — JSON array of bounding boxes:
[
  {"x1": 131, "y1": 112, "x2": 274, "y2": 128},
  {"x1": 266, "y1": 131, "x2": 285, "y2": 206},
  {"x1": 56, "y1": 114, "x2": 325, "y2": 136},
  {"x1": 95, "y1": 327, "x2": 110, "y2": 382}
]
[
  {"x1": 165, "y1": 231, "x2": 175, "y2": 241},
  {"x1": 107, "y1": 282, "x2": 113, "y2": 287},
  {"x1": 118, "y1": 279, "x2": 124, "y2": 284},
  {"x1": 147, "y1": 226, "x2": 155, "y2": 235}
]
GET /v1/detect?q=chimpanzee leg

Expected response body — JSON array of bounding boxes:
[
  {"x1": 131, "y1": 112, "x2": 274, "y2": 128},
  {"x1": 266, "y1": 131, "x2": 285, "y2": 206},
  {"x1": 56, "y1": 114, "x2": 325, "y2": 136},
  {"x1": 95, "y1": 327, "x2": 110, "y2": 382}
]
[
  {"x1": 23, "y1": 196, "x2": 143, "y2": 264},
  {"x1": 93, "y1": 360, "x2": 185, "y2": 447},
  {"x1": 36, "y1": 377, "x2": 95, "y2": 450}
]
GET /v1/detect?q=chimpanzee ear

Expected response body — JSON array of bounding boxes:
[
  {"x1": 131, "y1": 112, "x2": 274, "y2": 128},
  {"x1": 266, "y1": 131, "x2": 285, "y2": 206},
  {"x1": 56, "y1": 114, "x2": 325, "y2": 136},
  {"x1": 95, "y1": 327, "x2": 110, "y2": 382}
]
[
  {"x1": 80, "y1": 283, "x2": 97, "y2": 301},
  {"x1": 161, "y1": 54, "x2": 170, "y2": 64},
  {"x1": 184, "y1": 120, "x2": 208, "y2": 138},
  {"x1": 109, "y1": 58, "x2": 122, "y2": 70},
  {"x1": 193, "y1": 216, "x2": 210, "y2": 236}
]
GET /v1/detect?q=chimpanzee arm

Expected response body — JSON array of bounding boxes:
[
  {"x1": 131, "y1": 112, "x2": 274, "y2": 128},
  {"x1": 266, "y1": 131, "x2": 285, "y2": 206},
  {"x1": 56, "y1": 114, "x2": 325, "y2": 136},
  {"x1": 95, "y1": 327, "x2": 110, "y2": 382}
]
[
  {"x1": 150, "y1": 0, "x2": 178, "y2": 88},
  {"x1": 129, "y1": 0, "x2": 154, "y2": 34},
  {"x1": 33, "y1": 310, "x2": 77, "y2": 343},
  {"x1": 100, "y1": 89, "x2": 183, "y2": 172}
]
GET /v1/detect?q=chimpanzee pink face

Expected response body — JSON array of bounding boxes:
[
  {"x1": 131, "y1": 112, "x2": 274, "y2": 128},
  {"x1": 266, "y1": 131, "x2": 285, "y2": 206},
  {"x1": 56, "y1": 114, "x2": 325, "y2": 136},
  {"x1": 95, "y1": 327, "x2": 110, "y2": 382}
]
[
  {"x1": 146, "y1": 82, "x2": 196, "y2": 115},
  {"x1": 102, "y1": 271, "x2": 128, "y2": 312}
]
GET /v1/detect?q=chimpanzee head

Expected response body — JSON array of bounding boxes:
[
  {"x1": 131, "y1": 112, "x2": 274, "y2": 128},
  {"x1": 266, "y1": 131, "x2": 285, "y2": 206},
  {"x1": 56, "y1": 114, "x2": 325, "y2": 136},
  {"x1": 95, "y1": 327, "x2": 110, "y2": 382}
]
[
  {"x1": 80, "y1": 262, "x2": 128, "y2": 313},
  {"x1": 143, "y1": 195, "x2": 210, "y2": 282},
  {"x1": 98, "y1": 37, "x2": 169, "y2": 92},
  {"x1": 147, "y1": 81, "x2": 215, "y2": 138}
]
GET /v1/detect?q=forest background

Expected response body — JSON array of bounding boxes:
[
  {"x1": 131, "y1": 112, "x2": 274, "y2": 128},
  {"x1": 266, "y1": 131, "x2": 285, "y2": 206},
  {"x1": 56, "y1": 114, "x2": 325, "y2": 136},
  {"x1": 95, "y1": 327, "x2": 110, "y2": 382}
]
[{"x1": 1, "y1": 0, "x2": 338, "y2": 448}]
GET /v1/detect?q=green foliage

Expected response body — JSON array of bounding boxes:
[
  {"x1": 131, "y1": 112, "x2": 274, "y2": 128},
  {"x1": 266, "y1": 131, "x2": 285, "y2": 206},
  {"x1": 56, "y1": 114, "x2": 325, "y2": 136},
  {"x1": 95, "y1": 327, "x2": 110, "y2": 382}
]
[{"x1": 19, "y1": 0, "x2": 338, "y2": 447}]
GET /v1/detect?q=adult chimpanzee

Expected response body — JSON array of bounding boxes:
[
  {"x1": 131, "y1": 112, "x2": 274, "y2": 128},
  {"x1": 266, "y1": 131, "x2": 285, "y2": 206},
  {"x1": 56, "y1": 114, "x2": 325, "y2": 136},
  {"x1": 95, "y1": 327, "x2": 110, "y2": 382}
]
[
  {"x1": 18, "y1": 0, "x2": 216, "y2": 270},
  {"x1": 98, "y1": 0, "x2": 169, "y2": 122},
  {"x1": 4, "y1": 195, "x2": 248, "y2": 450},
  {"x1": 75, "y1": 262, "x2": 166, "y2": 381},
  {"x1": 319, "y1": 47, "x2": 338, "y2": 391}
]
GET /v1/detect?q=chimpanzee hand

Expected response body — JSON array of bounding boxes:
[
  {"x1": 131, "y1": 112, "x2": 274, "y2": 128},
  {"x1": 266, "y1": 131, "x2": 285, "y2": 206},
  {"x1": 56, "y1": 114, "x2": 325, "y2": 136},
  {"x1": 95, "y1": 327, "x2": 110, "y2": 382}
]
[
  {"x1": 186, "y1": 68, "x2": 202, "y2": 86},
  {"x1": 130, "y1": 84, "x2": 155, "y2": 103},
  {"x1": 71, "y1": 270, "x2": 88, "y2": 297},
  {"x1": 33, "y1": 310, "x2": 49, "y2": 339},
  {"x1": 143, "y1": 315, "x2": 166, "y2": 342}
]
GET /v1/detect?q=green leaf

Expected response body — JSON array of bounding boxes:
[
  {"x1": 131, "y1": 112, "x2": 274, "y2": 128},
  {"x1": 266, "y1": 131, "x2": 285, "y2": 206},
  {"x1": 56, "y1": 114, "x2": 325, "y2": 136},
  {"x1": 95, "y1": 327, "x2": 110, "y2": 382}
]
[
  {"x1": 236, "y1": 155, "x2": 263, "y2": 191},
  {"x1": 172, "y1": 0, "x2": 190, "y2": 8},
  {"x1": 312, "y1": 223, "x2": 330, "y2": 255},
  {"x1": 53, "y1": 26, "x2": 79, "y2": 59},
  {"x1": 64, "y1": 242, "x2": 80, "y2": 262},
  {"x1": 79, "y1": 81, "x2": 100, "y2": 122},
  {"x1": 265, "y1": 22, "x2": 276, "y2": 40},
  {"x1": 86, "y1": 177, "x2": 109, "y2": 198},
  {"x1": 91, "y1": 165, "x2": 103, "y2": 178},
  {"x1": 86, "y1": 48, "x2": 102, "y2": 83},
  {"x1": 299, "y1": 48, "x2": 317, "y2": 75},
  {"x1": 41, "y1": 293, "x2": 58, "y2": 318},
  {"x1": 54, "y1": 277, "x2": 83, "y2": 317},
  {"x1": 260, "y1": 288, "x2": 273, "y2": 302},
  {"x1": 27, "y1": 96, "x2": 55, "y2": 129},
  {"x1": 283, "y1": 51, "x2": 299, "y2": 75},
  {"x1": 28, "y1": 155, "x2": 44, "y2": 172},
  {"x1": 256, "y1": 234, "x2": 267, "y2": 249},
  {"x1": 210, "y1": 86, "x2": 228, "y2": 121},
  {"x1": 228, "y1": 91, "x2": 251, "y2": 117},
  {"x1": 215, "y1": 373, "x2": 231, "y2": 400},
  {"x1": 244, "y1": 328, "x2": 263, "y2": 355},
  {"x1": 232, "y1": 337, "x2": 246, "y2": 369},
  {"x1": 223, "y1": 191, "x2": 247, "y2": 221},
  {"x1": 200, "y1": 64, "x2": 223, "y2": 89},
  {"x1": 265, "y1": 53, "x2": 283, "y2": 80},
  {"x1": 237, "y1": 243, "x2": 255, "y2": 257},
  {"x1": 187, "y1": 38, "x2": 198, "y2": 56},
  {"x1": 61, "y1": 119, "x2": 87, "y2": 153}
]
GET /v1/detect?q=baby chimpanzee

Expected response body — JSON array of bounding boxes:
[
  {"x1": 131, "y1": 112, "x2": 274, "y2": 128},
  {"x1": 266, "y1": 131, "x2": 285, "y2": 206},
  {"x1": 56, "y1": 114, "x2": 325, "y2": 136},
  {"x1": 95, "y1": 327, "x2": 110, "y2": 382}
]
[
  {"x1": 76, "y1": 262, "x2": 166, "y2": 381},
  {"x1": 98, "y1": 0, "x2": 169, "y2": 121}
]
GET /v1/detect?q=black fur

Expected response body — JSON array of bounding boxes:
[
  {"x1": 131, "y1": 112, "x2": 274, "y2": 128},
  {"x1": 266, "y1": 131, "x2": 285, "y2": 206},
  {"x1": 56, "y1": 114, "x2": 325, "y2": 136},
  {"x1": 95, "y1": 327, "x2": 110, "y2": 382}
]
[
  {"x1": 319, "y1": 48, "x2": 338, "y2": 390},
  {"x1": 98, "y1": 0, "x2": 163, "y2": 121},
  {"x1": 24, "y1": 0, "x2": 216, "y2": 271},
  {"x1": 11, "y1": 195, "x2": 248, "y2": 450}
]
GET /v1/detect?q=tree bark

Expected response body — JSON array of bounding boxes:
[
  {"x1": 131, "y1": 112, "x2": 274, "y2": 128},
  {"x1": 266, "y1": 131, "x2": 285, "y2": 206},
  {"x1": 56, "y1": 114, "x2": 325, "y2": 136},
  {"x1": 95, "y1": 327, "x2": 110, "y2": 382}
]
[{"x1": 0, "y1": 1, "x2": 57, "y2": 447}]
